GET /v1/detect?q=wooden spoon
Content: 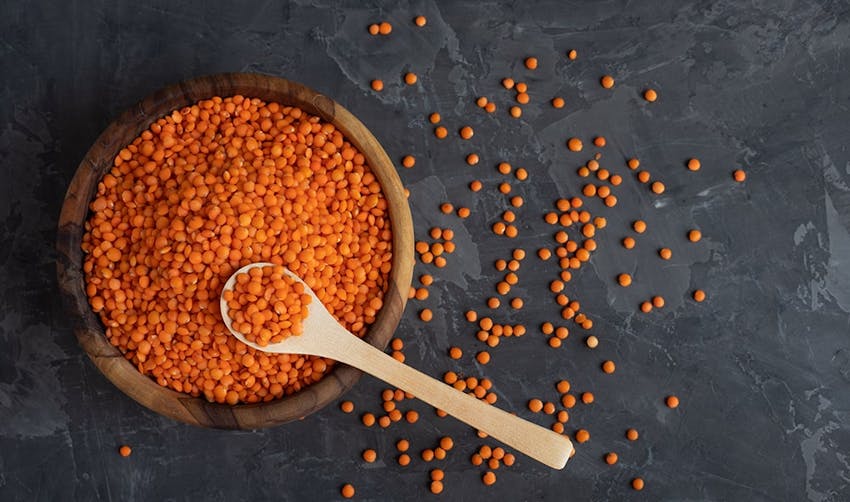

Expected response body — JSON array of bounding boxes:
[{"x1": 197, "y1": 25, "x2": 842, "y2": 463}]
[{"x1": 220, "y1": 262, "x2": 573, "y2": 469}]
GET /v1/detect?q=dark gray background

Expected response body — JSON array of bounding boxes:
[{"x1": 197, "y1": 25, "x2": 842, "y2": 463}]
[{"x1": 2, "y1": 0, "x2": 849, "y2": 500}]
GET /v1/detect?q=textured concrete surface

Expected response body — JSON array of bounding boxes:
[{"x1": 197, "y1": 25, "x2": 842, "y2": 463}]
[{"x1": 2, "y1": 0, "x2": 850, "y2": 500}]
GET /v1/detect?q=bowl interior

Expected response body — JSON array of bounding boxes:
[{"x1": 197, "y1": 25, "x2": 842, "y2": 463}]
[{"x1": 56, "y1": 73, "x2": 414, "y2": 429}]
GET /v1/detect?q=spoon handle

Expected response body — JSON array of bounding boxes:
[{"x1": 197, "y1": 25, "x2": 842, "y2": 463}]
[{"x1": 331, "y1": 336, "x2": 573, "y2": 469}]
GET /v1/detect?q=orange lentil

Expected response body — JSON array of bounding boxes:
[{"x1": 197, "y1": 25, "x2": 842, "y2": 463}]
[
  {"x1": 371, "y1": 79, "x2": 384, "y2": 91},
  {"x1": 633, "y1": 220, "x2": 647, "y2": 233},
  {"x1": 368, "y1": 23, "x2": 380, "y2": 35},
  {"x1": 402, "y1": 155, "x2": 416, "y2": 168},
  {"x1": 632, "y1": 478, "x2": 645, "y2": 491},
  {"x1": 666, "y1": 395, "x2": 680, "y2": 408},
  {"x1": 470, "y1": 180, "x2": 483, "y2": 192},
  {"x1": 525, "y1": 57, "x2": 538, "y2": 69},
  {"x1": 605, "y1": 452, "x2": 618, "y2": 465},
  {"x1": 600, "y1": 75, "x2": 614, "y2": 88},
  {"x1": 552, "y1": 97, "x2": 565, "y2": 108},
  {"x1": 440, "y1": 437, "x2": 454, "y2": 451},
  {"x1": 466, "y1": 153, "x2": 480, "y2": 166},
  {"x1": 651, "y1": 181, "x2": 665, "y2": 194},
  {"x1": 414, "y1": 15, "x2": 427, "y2": 26},
  {"x1": 487, "y1": 297, "x2": 500, "y2": 308},
  {"x1": 643, "y1": 89, "x2": 657, "y2": 102},
  {"x1": 340, "y1": 401, "x2": 354, "y2": 413},
  {"x1": 449, "y1": 346, "x2": 463, "y2": 359},
  {"x1": 509, "y1": 106, "x2": 522, "y2": 118},
  {"x1": 568, "y1": 49, "x2": 578, "y2": 60},
  {"x1": 640, "y1": 301, "x2": 653, "y2": 313},
  {"x1": 505, "y1": 225, "x2": 518, "y2": 238},
  {"x1": 688, "y1": 229, "x2": 702, "y2": 242},
  {"x1": 485, "y1": 102, "x2": 496, "y2": 113},
  {"x1": 637, "y1": 170, "x2": 651, "y2": 183},
  {"x1": 734, "y1": 169, "x2": 746, "y2": 182},
  {"x1": 659, "y1": 247, "x2": 672, "y2": 260},
  {"x1": 119, "y1": 445, "x2": 132, "y2": 457},
  {"x1": 562, "y1": 394, "x2": 576, "y2": 408},
  {"x1": 398, "y1": 453, "x2": 411, "y2": 466},
  {"x1": 575, "y1": 429, "x2": 590, "y2": 443},
  {"x1": 581, "y1": 392, "x2": 594, "y2": 404},
  {"x1": 622, "y1": 237, "x2": 636, "y2": 249},
  {"x1": 379, "y1": 21, "x2": 392, "y2": 34},
  {"x1": 476, "y1": 96, "x2": 489, "y2": 107},
  {"x1": 604, "y1": 195, "x2": 618, "y2": 207},
  {"x1": 652, "y1": 296, "x2": 665, "y2": 308},
  {"x1": 626, "y1": 428, "x2": 639, "y2": 441},
  {"x1": 341, "y1": 484, "x2": 355, "y2": 498},
  {"x1": 543, "y1": 402, "x2": 556, "y2": 415},
  {"x1": 618, "y1": 273, "x2": 632, "y2": 287},
  {"x1": 421, "y1": 449, "x2": 435, "y2": 462},
  {"x1": 597, "y1": 185, "x2": 611, "y2": 198},
  {"x1": 419, "y1": 309, "x2": 433, "y2": 322},
  {"x1": 515, "y1": 82, "x2": 528, "y2": 93},
  {"x1": 396, "y1": 439, "x2": 410, "y2": 452},
  {"x1": 693, "y1": 289, "x2": 706, "y2": 302},
  {"x1": 482, "y1": 471, "x2": 496, "y2": 486},
  {"x1": 457, "y1": 207, "x2": 471, "y2": 218},
  {"x1": 593, "y1": 136, "x2": 606, "y2": 147},
  {"x1": 510, "y1": 196, "x2": 523, "y2": 207},
  {"x1": 538, "y1": 248, "x2": 552, "y2": 260},
  {"x1": 434, "y1": 447, "x2": 447, "y2": 460},
  {"x1": 549, "y1": 337, "x2": 562, "y2": 348},
  {"x1": 429, "y1": 112, "x2": 441, "y2": 124},
  {"x1": 610, "y1": 174, "x2": 622, "y2": 185},
  {"x1": 476, "y1": 351, "x2": 491, "y2": 364},
  {"x1": 430, "y1": 481, "x2": 444, "y2": 494},
  {"x1": 556, "y1": 380, "x2": 571, "y2": 393},
  {"x1": 567, "y1": 138, "x2": 583, "y2": 152},
  {"x1": 460, "y1": 126, "x2": 474, "y2": 139},
  {"x1": 363, "y1": 449, "x2": 377, "y2": 462},
  {"x1": 687, "y1": 157, "x2": 701, "y2": 171},
  {"x1": 502, "y1": 78, "x2": 515, "y2": 89},
  {"x1": 602, "y1": 360, "x2": 616, "y2": 374},
  {"x1": 515, "y1": 168, "x2": 528, "y2": 181},
  {"x1": 516, "y1": 92, "x2": 530, "y2": 105},
  {"x1": 404, "y1": 72, "x2": 418, "y2": 85},
  {"x1": 528, "y1": 398, "x2": 544, "y2": 413},
  {"x1": 435, "y1": 126, "x2": 448, "y2": 138},
  {"x1": 627, "y1": 158, "x2": 640, "y2": 169}
]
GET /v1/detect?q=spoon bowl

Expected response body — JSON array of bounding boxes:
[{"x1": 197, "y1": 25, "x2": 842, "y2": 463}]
[{"x1": 221, "y1": 262, "x2": 574, "y2": 469}]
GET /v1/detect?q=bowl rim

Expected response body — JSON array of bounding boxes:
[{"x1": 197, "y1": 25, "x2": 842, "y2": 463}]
[{"x1": 56, "y1": 72, "x2": 414, "y2": 429}]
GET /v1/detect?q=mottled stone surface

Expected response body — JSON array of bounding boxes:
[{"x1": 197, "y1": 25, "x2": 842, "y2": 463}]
[{"x1": 2, "y1": 1, "x2": 850, "y2": 500}]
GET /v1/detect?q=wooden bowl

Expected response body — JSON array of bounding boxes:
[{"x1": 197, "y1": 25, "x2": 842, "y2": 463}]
[{"x1": 56, "y1": 73, "x2": 414, "y2": 429}]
